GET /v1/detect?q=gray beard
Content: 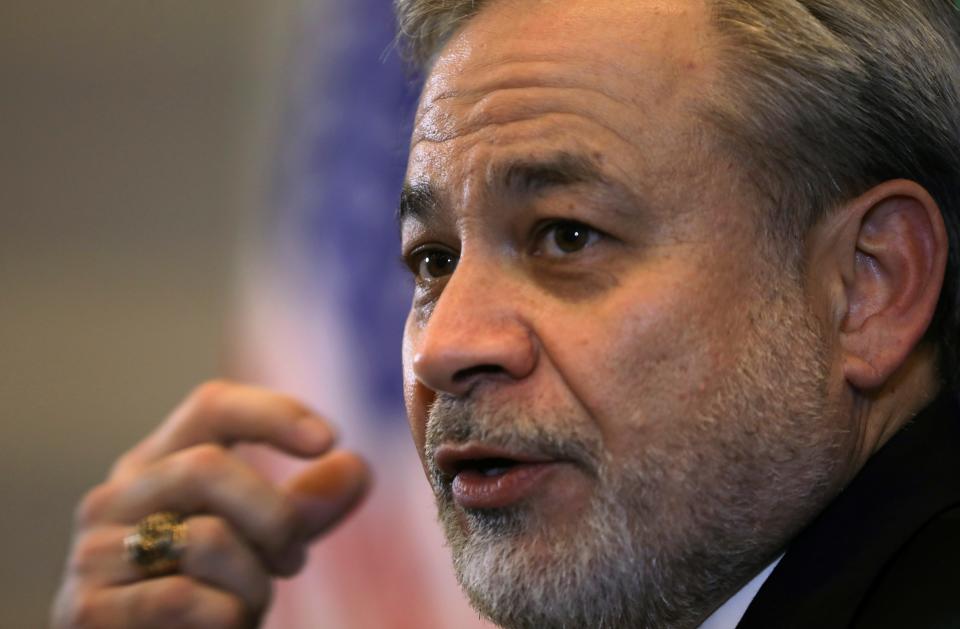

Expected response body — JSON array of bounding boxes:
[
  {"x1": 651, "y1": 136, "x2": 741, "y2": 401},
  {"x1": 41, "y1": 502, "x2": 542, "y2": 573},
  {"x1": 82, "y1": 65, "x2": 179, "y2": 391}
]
[
  {"x1": 425, "y1": 291, "x2": 849, "y2": 629},
  {"x1": 437, "y1": 462, "x2": 670, "y2": 629}
]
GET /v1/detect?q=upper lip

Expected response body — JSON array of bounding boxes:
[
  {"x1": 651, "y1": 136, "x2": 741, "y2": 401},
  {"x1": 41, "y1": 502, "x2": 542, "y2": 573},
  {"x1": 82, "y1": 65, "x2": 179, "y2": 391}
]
[{"x1": 433, "y1": 443, "x2": 556, "y2": 480}]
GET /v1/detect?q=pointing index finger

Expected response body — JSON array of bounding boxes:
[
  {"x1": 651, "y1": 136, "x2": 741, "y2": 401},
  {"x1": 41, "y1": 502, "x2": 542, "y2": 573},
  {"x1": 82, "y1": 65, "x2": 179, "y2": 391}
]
[{"x1": 113, "y1": 381, "x2": 336, "y2": 478}]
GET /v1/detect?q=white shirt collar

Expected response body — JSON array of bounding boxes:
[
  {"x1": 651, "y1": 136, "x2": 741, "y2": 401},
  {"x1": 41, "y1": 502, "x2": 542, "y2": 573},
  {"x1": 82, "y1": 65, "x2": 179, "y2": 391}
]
[{"x1": 697, "y1": 555, "x2": 783, "y2": 629}]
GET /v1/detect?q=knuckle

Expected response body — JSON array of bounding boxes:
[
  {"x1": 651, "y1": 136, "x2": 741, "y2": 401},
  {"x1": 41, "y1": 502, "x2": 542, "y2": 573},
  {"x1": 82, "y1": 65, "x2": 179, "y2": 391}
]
[
  {"x1": 152, "y1": 576, "x2": 197, "y2": 620},
  {"x1": 158, "y1": 575, "x2": 195, "y2": 602},
  {"x1": 153, "y1": 577, "x2": 248, "y2": 629},
  {"x1": 74, "y1": 484, "x2": 117, "y2": 528},
  {"x1": 206, "y1": 598, "x2": 249, "y2": 629},
  {"x1": 186, "y1": 379, "x2": 235, "y2": 419},
  {"x1": 67, "y1": 532, "x2": 106, "y2": 577},
  {"x1": 60, "y1": 587, "x2": 100, "y2": 629},
  {"x1": 176, "y1": 443, "x2": 231, "y2": 478},
  {"x1": 108, "y1": 451, "x2": 138, "y2": 479},
  {"x1": 189, "y1": 517, "x2": 235, "y2": 556}
]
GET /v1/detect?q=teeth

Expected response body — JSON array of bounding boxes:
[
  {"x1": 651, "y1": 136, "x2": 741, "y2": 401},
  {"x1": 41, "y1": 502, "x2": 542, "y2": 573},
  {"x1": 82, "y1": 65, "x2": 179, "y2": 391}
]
[{"x1": 483, "y1": 467, "x2": 509, "y2": 477}]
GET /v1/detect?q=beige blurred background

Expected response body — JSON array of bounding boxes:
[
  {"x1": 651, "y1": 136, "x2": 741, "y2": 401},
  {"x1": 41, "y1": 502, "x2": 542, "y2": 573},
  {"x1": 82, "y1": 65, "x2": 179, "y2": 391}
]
[{"x1": 0, "y1": 2, "x2": 301, "y2": 625}]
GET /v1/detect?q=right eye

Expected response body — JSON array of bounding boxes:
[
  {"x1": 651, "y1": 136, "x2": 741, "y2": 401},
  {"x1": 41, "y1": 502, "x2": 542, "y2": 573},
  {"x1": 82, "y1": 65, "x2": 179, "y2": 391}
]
[{"x1": 410, "y1": 248, "x2": 459, "y2": 281}]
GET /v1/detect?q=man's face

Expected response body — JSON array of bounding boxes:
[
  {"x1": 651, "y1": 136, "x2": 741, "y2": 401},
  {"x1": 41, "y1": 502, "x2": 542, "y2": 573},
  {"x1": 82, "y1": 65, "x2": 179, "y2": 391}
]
[{"x1": 400, "y1": 1, "x2": 852, "y2": 627}]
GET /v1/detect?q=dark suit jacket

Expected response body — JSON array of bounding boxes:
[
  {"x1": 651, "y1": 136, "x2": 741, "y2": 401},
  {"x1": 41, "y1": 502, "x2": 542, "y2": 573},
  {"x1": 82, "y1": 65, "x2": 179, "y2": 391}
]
[{"x1": 737, "y1": 391, "x2": 960, "y2": 628}]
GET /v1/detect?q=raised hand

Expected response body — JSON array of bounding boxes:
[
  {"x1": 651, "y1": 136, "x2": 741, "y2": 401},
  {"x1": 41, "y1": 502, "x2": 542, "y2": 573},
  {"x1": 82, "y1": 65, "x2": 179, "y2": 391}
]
[{"x1": 52, "y1": 380, "x2": 370, "y2": 628}]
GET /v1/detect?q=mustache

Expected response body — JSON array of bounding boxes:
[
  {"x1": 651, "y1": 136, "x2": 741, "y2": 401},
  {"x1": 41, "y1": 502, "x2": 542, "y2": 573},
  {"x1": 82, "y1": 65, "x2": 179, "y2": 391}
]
[{"x1": 424, "y1": 393, "x2": 604, "y2": 485}]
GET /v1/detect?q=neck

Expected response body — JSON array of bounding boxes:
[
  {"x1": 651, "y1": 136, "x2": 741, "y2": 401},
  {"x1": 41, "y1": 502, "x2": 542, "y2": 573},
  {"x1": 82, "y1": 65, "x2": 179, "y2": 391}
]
[{"x1": 849, "y1": 344, "x2": 941, "y2": 476}]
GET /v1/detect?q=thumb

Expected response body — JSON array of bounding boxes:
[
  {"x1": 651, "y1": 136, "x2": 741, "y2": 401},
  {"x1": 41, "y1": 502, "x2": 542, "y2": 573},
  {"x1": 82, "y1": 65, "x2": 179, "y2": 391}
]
[{"x1": 284, "y1": 449, "x2": 371, "y2": 540}]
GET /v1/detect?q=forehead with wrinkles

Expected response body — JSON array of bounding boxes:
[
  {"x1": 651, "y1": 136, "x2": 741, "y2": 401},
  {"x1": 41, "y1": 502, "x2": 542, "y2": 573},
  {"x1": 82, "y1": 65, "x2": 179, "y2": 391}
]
[{"x1": 411, "y1": 0, "x2": 716, "y2": 148}]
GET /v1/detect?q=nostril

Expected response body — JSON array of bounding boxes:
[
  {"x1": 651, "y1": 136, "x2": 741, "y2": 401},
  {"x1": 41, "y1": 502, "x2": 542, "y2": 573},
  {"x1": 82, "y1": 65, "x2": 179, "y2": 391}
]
[{"x1": 452, "y1": 364, "x2": 506, "y2": 383}]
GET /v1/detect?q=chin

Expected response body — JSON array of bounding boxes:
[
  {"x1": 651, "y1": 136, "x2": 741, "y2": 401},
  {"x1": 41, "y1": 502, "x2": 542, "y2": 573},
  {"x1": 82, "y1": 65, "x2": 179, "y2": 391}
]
[{"x1": 436, "y1": 479, "x2": 695, "y2": 629}]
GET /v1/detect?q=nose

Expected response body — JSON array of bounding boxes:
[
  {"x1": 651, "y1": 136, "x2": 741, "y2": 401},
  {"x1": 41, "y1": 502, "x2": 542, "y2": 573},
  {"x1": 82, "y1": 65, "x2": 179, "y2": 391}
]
[{"x1": 411, "y1": 259, "x2": 538, "y2": 397}]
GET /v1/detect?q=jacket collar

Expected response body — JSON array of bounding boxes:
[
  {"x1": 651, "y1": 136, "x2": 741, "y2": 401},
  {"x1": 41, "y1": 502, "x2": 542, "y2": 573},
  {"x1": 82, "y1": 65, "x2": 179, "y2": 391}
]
[{"x1": 737, "y1": 391, "x2": 960, "y2": 628}]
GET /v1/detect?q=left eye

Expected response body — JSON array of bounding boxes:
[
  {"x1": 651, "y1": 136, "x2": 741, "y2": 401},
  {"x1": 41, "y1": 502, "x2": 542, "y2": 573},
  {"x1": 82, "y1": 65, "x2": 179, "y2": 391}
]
[{"x1": 536, "y1": 221, "x2": 600, "y2": 256}]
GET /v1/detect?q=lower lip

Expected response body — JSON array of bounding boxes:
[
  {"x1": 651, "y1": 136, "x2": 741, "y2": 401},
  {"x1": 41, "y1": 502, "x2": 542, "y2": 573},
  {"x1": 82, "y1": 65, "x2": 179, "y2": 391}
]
[{"x1": 451, "y1": 463, "x2": 558, "y2": 509}]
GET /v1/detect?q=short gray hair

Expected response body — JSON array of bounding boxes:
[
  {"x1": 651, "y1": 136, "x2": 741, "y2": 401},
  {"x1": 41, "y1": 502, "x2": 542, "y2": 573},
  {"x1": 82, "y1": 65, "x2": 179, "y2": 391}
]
[{"x1": 393, "y1": 0, "x2": 960, "y2": 388}]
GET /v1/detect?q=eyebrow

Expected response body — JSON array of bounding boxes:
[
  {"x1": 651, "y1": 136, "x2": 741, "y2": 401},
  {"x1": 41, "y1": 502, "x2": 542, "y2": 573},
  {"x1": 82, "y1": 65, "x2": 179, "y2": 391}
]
[
  {"x1": 497, "y1": 152, "x2": 607, "y2": 196},
  {"x1": 397, "y1": 151, "x2": 615, "y2": 226},
  {"x1": 397, "y1": 181, "x2": 439, "y2": 225}
]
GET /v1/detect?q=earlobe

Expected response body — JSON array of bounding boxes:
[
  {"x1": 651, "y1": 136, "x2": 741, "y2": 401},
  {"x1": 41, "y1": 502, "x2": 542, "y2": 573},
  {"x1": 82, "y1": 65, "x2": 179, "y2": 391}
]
[{"x1": 837, "y1": 180, "x2": 947, "y2": 391}]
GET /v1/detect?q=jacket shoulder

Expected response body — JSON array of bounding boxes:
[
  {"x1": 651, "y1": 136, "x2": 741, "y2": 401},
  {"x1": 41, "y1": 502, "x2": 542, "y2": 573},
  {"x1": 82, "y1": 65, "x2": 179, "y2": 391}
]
[{"x1": 852, "y1": 505, "x2": 960, "y2": 628}]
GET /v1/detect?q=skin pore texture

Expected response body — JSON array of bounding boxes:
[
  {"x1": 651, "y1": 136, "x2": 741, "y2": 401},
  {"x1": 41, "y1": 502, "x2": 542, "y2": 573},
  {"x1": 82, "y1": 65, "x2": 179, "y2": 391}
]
[{"x1": 399, "y1": 0, "x2": 945, "y2": 627}]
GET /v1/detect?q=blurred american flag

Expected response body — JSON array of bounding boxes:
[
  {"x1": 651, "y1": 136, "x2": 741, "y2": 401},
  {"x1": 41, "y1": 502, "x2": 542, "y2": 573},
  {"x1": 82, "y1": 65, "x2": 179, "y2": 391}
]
[{"x1": 230, "y1": 1, "x2": 493, "y2": 627}]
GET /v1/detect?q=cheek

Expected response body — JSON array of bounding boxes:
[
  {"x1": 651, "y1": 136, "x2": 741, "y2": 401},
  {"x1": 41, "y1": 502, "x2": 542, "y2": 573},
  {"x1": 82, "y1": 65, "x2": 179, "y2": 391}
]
[
  {"x1": 542, "y1": 269, "x2": 738, "y2": 443},
  {"x1": 402, "y1": 318, "x2": 429, "y2": 456}
]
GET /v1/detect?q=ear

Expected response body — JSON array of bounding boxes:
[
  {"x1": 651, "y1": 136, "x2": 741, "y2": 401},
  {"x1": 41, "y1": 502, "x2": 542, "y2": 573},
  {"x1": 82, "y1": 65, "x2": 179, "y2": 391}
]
[{"x1": 823, "y1": 180, "x2": 948, "y2": 390}]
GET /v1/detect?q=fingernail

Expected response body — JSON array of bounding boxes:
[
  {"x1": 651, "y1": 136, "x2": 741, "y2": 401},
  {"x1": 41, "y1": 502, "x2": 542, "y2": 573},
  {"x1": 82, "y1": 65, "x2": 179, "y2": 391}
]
[{"x1": 295, "y1": 416, "x2": 336, "y2": 451}]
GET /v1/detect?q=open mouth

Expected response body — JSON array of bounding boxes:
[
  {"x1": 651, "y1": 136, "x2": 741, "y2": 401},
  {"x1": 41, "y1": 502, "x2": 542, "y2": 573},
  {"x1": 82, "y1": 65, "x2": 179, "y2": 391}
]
[
  {"x1": 452, "y1": 457, "x2": 522, "y2": 478},
  {"x1": 434, "y1": 444, "x2": 550, "y2": 481},
  {"x1": 433, "y1": 444, "x2": 562, "y2": 509}
]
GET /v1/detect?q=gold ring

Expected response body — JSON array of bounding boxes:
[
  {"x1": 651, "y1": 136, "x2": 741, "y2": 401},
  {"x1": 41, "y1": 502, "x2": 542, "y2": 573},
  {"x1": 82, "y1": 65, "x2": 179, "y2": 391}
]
[{"x1": 124, "y1": 512, "x2": 186, "y2": 576}]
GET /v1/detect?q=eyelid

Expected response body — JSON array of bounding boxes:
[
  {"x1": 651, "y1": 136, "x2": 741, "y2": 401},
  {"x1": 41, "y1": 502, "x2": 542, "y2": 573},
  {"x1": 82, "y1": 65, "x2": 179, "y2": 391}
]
[
  {"x1": 404, "y1": 243, "x2": 460, "y2": 282},
  {"x1": 401, "y1": 242, "x2": 437, "y2": 269},
  {"x1": 532, "y1": 220, "x2": 603, "y2": 257}
]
